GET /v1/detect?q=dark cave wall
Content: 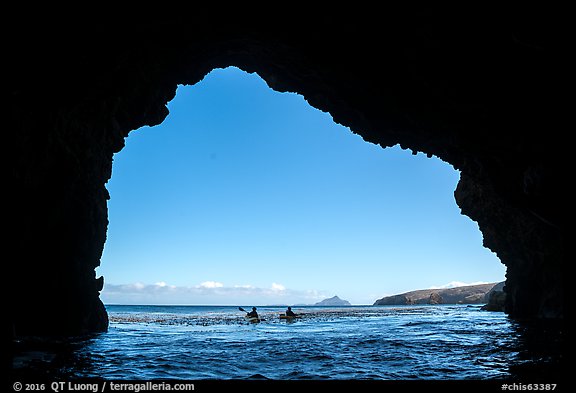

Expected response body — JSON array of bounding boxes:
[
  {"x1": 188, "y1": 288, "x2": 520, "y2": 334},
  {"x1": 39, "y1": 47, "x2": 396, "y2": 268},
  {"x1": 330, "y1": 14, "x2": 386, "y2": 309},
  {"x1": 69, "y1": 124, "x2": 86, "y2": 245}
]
[{"x1": 7, "y1": 14, "x2": 563, "y2": 336}]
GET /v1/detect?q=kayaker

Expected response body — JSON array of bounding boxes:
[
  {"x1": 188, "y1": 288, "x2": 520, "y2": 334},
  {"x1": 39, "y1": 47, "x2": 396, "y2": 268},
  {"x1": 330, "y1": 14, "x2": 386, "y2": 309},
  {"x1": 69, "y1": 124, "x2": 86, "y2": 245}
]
[
  {"x1": 247, "y1": 307, "x2": 259, "y2": 318},
  {"x1": 285, "y1": 306, "x2": 296, "y2": 317}
]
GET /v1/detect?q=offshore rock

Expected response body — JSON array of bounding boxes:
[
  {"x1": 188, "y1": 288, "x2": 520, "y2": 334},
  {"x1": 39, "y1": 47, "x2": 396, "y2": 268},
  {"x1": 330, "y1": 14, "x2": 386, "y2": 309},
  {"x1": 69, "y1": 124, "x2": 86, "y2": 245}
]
[{"x1": 315, "y1": 296, "x2": 352, "y2": 306}]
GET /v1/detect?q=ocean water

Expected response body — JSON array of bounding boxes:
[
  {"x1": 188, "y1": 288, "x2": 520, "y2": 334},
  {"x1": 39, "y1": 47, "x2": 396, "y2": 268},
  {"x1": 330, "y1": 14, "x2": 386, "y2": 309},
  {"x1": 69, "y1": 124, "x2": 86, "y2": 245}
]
[
  {"x1": 11, "y1": 304, "x2": 563, "y2": 384},
  {"x1": 25, "y1": 304, "x2": 554, "y2": 381}
]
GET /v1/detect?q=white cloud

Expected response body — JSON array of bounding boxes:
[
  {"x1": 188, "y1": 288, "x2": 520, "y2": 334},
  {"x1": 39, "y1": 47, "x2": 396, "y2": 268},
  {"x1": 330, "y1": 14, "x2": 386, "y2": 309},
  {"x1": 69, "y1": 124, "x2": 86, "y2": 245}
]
[
  {"x1": 197, "y1": 281, "x2": 224, "y2": 288},
  {"x1": 430, "y1": 281, "x2": 492, "y2": 289},
  {"x1": 154, "y1": 281, "x2": 176, "y2": 288},
  {"x1": 101, "y1": 281, "x2": 327, "y2": 305}
]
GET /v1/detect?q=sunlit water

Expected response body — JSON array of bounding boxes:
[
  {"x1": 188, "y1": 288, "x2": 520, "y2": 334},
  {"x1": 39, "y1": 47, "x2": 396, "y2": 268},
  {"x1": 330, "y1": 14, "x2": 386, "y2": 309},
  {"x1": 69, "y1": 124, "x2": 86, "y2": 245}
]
[
  {"x1": 40, "y1": 304, "x2": 539, "y2": 380},
  {"x1": 10, "y1": 304, "x2": 563, "y2": 383}
]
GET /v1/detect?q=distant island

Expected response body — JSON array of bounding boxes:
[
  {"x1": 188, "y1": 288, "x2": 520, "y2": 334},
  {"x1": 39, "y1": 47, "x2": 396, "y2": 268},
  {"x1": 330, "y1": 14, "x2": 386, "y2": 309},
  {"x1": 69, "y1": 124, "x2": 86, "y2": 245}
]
[
  {"x1": 314, "y1": 295, "x2": 351, "y2": 306},
  {"x1": 373, "y1": 282, "x2": 505, "y2": 306}
]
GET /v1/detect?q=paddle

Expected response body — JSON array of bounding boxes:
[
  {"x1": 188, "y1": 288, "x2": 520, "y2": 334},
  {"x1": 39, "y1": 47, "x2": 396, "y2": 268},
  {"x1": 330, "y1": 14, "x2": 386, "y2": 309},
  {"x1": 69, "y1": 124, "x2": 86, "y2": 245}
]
[{"x1": 238, "y1": 307, "x2": 264, "y2": 322}]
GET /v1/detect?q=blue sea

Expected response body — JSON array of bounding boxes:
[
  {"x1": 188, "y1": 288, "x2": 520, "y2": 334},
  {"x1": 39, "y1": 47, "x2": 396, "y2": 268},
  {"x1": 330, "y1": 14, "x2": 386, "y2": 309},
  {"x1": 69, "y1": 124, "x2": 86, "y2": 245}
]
[{"x1": 11, "y1": 304, "x2": 563, "y2": 387}]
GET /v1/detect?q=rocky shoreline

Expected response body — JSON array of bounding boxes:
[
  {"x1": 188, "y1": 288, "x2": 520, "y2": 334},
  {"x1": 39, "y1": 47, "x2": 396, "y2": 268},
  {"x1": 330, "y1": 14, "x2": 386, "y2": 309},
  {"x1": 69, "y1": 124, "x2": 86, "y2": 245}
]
[{"x1": 374, "y1": 282, "x2": 505, "y2": 309}]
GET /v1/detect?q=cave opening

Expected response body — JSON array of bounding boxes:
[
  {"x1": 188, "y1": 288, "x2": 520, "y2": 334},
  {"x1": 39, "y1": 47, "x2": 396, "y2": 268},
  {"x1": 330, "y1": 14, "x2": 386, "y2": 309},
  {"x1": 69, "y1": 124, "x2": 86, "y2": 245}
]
[
  {"x1": 98, "y1": 66, "x2": 505, "y2": 306},
  {"x1": 7, "y1": 17, "x2": 564, "y2": 382}
]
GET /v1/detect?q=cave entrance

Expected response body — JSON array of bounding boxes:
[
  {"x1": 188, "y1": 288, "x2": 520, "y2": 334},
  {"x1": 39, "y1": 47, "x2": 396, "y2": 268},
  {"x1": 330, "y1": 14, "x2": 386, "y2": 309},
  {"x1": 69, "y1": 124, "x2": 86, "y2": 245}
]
[{"x1": 98, "y1": 66, "x2": 505, "y2": 306}]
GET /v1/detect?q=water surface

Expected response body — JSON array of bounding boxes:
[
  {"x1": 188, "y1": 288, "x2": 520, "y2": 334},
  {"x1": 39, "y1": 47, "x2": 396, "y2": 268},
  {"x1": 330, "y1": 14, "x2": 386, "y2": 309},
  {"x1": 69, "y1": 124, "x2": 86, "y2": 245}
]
[
  {"x1": 63, "y1": 305, "x2": 522, "y2": 379},
  {"x1": 11, "y1": 304, "x2": 563, "y2": 384}
]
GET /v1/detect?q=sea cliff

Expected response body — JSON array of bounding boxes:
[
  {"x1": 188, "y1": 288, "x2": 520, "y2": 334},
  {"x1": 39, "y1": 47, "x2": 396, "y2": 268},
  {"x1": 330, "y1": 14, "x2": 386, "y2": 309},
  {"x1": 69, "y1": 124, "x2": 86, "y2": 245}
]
[{"x1": 374, "y1": 282, "x2": 504, "y2": 305}]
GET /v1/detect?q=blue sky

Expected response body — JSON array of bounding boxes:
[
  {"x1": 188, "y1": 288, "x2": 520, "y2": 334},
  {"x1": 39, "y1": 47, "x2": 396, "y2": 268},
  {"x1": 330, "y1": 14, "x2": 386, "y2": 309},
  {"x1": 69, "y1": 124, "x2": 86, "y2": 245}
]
[{"x1": 98, "y1": 67, "x2": 505, "y2": 305}]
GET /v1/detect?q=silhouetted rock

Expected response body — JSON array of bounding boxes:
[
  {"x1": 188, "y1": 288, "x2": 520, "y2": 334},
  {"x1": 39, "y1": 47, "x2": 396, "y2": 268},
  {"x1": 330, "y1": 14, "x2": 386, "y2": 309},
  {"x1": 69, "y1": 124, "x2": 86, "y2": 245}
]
[
  {"x1": 482, "y1": 282, "x2": 507, "y2": 311},
  {"x1": 374, "y1": 283, "x2": 502, "y2": 305},
  {"x1": 6, "y1": 11, "x2": 563, "y2": 338},
  {"x1": 315, "y1": 296, "x2": 351, "y2": 306}
]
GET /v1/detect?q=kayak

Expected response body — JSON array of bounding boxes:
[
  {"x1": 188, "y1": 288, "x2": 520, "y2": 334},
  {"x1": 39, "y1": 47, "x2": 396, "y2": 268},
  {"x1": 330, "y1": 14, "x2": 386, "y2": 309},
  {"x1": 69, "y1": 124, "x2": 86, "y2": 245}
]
[
  {"x1": 279, "y1": 314, "x2": 301, "y2": 320},
  {"x1": 245, "y1": 315, "x2": 260, "y2": 323}
]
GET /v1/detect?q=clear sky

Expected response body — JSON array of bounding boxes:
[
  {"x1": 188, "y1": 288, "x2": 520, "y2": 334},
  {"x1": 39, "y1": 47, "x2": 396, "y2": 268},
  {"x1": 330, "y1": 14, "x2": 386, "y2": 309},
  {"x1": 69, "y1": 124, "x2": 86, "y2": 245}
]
[{"x1": 98, "y1": 66, "x2": 505, "y2": 306}]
